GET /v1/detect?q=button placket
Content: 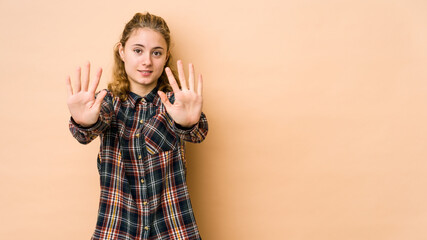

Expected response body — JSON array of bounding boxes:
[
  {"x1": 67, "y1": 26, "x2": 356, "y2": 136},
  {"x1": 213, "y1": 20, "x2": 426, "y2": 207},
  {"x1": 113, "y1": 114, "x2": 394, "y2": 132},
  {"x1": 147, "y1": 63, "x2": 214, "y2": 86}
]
[
  {"x1": 140, "y1": 175, "x2": 150, "y2": 237},
  {"x1": 138, "y1": 97, "x2": 152, "y2": 237}
]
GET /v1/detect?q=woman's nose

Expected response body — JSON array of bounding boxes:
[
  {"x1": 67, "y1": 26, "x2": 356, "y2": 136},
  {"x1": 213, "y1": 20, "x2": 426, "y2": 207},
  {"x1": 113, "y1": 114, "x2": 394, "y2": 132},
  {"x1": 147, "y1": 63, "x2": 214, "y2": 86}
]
[{"x1": 142, "y1": 53, "x2": 152, "y2": 66}]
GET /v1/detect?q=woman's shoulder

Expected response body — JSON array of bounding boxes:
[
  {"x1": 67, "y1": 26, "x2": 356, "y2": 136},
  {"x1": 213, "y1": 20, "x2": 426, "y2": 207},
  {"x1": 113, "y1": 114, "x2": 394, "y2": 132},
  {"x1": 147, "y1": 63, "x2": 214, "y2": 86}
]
[{"x1": 103, "y1": 89, "x2": 126, "y2": 101}]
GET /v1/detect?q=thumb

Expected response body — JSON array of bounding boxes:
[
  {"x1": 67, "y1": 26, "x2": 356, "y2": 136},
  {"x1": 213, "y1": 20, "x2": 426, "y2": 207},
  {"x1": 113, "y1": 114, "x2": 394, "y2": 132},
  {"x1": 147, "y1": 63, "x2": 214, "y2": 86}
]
[
  {"x1": 93, "y1": 90, "x2": 107, "y2": 109},
  {"x1": 158, "y1": 91, "x2": 173, "y2": 109}
]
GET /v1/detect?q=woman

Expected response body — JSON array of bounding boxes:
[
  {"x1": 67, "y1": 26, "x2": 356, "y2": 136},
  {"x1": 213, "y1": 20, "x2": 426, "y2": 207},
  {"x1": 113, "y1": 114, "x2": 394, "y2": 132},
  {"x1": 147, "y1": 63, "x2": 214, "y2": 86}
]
[{"x1": 66, "y1": 12, "x2": 208, "y2": 240}]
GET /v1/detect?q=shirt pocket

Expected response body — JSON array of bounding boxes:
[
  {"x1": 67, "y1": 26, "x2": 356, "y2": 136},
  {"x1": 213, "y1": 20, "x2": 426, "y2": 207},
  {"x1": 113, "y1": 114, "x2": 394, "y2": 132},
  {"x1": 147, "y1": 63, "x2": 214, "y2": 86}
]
[{"x1": 142, "y1": 112, "x2": 177, "y2": 154}]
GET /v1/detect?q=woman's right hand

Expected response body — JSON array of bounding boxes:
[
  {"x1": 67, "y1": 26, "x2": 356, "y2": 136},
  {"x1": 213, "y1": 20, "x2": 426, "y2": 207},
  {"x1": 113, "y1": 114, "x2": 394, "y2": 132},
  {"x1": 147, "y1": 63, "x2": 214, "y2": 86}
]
[{"x1": 66, "y1": 62, "x2": 107, "y2": 127}]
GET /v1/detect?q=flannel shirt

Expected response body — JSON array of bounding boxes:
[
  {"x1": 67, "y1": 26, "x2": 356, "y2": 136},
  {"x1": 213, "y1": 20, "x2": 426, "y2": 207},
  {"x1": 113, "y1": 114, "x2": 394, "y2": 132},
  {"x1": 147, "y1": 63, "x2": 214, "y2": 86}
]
[{"x1": 69, "y1": 88, "x2": 208, "y2": 240}]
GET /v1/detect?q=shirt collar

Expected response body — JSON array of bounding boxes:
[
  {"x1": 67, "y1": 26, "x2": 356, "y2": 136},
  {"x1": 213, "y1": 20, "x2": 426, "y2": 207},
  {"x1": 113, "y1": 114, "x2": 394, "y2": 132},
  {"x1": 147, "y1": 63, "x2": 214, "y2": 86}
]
[{"x1": 127, "y1": 87, "x2": 158, "y2": 108}]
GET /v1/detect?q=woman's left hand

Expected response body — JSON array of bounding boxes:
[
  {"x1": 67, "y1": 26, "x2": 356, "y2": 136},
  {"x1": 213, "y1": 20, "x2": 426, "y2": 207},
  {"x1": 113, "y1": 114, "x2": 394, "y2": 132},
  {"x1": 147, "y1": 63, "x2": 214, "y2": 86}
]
[{"x1": 158, "y1": 60, "x2": 203, "y2": 128}]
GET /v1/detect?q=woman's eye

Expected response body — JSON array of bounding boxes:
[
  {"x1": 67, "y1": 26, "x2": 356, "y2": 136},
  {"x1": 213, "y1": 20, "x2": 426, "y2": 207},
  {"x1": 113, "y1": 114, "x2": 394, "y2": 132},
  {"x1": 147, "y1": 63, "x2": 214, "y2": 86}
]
[
  {"x1": 153, "y1": 51, "x2": 162, "y2": 56},
  {"x1": 134, "y1": 49, "x2": 142, "y2": 54}
]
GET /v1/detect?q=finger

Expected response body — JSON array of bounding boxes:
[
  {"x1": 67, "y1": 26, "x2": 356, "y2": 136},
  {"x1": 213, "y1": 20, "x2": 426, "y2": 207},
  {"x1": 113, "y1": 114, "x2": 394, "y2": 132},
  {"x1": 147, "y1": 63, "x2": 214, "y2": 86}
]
[
  {"x1": 74, "y1": 67, "x2": 82, "y2": 92},
  {"x1": 197, "y1": 74, "x2": 203, "y2": 96},
  {"x1": 89, "y1": 67, "x2": 103, "y2": 93},
  {"x1": 66, "y1": 76, "x2": 73, "y2": 97},
  {"x1": 165, "y1": 67, "x2": 180, "y2": 93},
  {"x1": 177, "y1": 60, "x2": 187, "y2": 90},
  {"x1": 158, "y1": 91, "x2": 173, "y2": 109},
  {"x1": 82, "y1": 61, "x2": 90, "y2": 91},
  {"x1": 188, "y1": 63, "x2": 195, "y2": 91}
]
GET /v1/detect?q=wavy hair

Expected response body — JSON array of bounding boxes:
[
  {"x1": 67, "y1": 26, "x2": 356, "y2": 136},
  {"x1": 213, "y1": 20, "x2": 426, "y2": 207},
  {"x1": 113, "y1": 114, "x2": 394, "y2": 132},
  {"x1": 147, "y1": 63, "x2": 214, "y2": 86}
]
[{"x1": 108, "y1": 12, "x2": 179, "y2": 101}]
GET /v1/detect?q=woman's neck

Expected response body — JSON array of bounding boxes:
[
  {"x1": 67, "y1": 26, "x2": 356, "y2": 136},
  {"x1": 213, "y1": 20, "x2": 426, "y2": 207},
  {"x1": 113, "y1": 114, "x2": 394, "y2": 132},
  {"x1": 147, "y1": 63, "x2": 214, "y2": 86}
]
[{"x1": 130, "y1": 83, "x2": 157, "y2": 97}]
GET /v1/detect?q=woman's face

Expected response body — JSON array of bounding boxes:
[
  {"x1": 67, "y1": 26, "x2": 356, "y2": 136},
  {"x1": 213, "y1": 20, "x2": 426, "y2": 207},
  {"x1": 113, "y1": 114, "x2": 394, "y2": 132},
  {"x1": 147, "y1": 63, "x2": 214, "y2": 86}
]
[{"x1": 119, "y1": 27, "x2": 168, "y2": 96}]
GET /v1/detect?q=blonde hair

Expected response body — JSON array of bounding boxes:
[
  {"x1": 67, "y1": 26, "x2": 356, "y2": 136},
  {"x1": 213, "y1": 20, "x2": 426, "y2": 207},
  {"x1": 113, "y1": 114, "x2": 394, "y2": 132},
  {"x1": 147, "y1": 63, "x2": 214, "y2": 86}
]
[{"x1": 108, "y1": 12, "x2": 179, "y2": 101}]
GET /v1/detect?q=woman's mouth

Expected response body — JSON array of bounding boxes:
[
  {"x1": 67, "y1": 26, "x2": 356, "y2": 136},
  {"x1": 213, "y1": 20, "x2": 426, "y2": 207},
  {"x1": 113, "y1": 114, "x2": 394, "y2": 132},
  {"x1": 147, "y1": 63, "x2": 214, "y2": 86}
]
[{"x1": 138, "y1": 70, "x2": 153, "y2": 77}]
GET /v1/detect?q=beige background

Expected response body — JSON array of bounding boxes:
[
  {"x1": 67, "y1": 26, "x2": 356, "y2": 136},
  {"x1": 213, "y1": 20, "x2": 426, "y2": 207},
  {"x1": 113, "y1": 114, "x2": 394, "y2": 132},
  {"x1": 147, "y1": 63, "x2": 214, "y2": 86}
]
[{"x1": 1, "y1": 0, "x2": 427, "y2": 239}]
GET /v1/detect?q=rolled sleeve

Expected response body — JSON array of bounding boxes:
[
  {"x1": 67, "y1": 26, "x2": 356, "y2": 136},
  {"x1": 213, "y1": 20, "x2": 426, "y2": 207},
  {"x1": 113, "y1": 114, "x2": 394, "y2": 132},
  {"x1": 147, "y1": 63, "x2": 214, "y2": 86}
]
[{"x1": 174, "y1": 112, "x2": 208, "y2": 143}]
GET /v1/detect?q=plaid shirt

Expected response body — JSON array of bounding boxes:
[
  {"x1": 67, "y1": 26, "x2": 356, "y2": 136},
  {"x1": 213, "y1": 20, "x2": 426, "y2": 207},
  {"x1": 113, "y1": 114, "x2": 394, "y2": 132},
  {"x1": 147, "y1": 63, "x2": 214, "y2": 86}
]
[{"x1": 69, "y1": 88, "x2": 208, "y2": 240}]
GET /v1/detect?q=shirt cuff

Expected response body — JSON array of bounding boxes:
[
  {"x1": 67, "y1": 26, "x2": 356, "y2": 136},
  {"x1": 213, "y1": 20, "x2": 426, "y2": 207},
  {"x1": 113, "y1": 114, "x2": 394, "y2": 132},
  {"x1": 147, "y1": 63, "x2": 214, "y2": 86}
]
[
  {"x1": 70, "y1": 117, "x2": 102, "y2": 131},
  {"x1": 174, "y1": 122, "x2": 197, "y2": 135}
]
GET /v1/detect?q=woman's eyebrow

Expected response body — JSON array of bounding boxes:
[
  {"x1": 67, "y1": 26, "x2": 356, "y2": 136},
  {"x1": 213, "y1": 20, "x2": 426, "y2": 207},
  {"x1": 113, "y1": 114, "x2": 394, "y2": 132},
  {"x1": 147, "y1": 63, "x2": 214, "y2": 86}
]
[
  {"x1": 132, "y1": 44, "x2": 145, "y2": 48},
  {"x1": 132, "y1": 44, "x2": 164, "y2": 50}
]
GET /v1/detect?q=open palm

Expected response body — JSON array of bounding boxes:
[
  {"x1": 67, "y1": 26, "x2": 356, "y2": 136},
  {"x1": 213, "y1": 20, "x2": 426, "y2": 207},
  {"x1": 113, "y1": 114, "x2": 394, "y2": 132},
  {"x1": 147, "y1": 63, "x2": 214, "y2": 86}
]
[
  {"x1": 158, "y1": 60, "x2": 203, "y2": 128},
  {"x1": 66, "y1": 62, "x2": 107, "y2": 127}
]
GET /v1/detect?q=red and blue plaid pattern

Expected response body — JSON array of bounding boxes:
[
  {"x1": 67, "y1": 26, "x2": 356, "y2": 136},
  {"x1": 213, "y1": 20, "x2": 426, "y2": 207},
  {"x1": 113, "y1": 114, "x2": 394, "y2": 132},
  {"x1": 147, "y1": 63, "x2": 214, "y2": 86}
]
[{"x1": 69, "y1": 88, "x2": 208, "y2": 239}]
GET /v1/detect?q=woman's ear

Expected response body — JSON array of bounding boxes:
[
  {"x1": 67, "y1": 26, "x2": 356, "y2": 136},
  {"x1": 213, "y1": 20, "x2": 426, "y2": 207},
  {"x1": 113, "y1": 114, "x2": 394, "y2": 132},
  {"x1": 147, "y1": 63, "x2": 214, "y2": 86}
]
[{"x1": 118, "y1": 43, "x2": 125, "y2": 61}]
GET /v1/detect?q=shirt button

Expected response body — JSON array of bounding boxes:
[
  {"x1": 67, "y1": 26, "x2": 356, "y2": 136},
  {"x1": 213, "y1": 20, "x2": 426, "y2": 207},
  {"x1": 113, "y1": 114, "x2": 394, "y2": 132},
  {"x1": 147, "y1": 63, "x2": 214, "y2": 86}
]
[
  {"x1": 140, "y1": 178, "x2": 144, "y2": 183},
  {"x1": 140, "y1": 120, "x2": 143, "y2": 124},
  {"x1": 144, "y1": 226, "x2": 149, "y2": 231},
  {"x1": 136, "y1": 134, "x2": 140, "y2": 137},
  {"x1": 138, "y1": 155, "x2": 142, "y2": 159},
  {"x1": 143, "y1": 201, "x2": 148, "y2": 206}
]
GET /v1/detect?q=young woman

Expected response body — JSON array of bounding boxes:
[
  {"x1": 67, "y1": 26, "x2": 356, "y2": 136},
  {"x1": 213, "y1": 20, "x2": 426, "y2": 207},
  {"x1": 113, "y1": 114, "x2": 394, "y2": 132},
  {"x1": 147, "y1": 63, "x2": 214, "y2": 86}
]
[{"x1": 66, "y1": 12, "x2": 208, "y2": 240}]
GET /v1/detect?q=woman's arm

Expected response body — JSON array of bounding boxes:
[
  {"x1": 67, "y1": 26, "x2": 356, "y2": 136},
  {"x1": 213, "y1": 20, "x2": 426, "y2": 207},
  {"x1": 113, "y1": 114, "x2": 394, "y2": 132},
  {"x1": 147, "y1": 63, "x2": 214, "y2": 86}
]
[{"x1": 158, "y1": 60, "x2": 208, "y2": 143}]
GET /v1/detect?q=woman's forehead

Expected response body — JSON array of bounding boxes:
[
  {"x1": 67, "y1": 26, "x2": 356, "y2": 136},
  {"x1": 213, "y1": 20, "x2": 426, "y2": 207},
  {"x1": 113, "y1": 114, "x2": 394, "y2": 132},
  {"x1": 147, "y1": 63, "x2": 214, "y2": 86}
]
[{"x1": 126, "y1": 28, "x2": 167, "y2": 47}]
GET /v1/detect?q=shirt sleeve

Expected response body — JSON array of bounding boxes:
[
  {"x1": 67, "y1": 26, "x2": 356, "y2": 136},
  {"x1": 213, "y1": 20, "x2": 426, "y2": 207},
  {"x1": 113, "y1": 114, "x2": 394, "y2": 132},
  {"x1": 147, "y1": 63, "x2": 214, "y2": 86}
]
[
  {"x1": 174, "y1": 112, "x2": 208, "y2": 143},
  {"x1": 68, "y1": 91, "x2": 114, "y2": 145}
]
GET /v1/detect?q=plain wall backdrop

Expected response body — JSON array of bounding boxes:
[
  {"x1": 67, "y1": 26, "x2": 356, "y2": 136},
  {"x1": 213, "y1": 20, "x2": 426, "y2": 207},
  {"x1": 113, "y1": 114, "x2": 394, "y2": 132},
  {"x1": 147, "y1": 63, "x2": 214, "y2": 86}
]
[{"x1": 1, "y1": 0, "x2": 427, "y2": 239}]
